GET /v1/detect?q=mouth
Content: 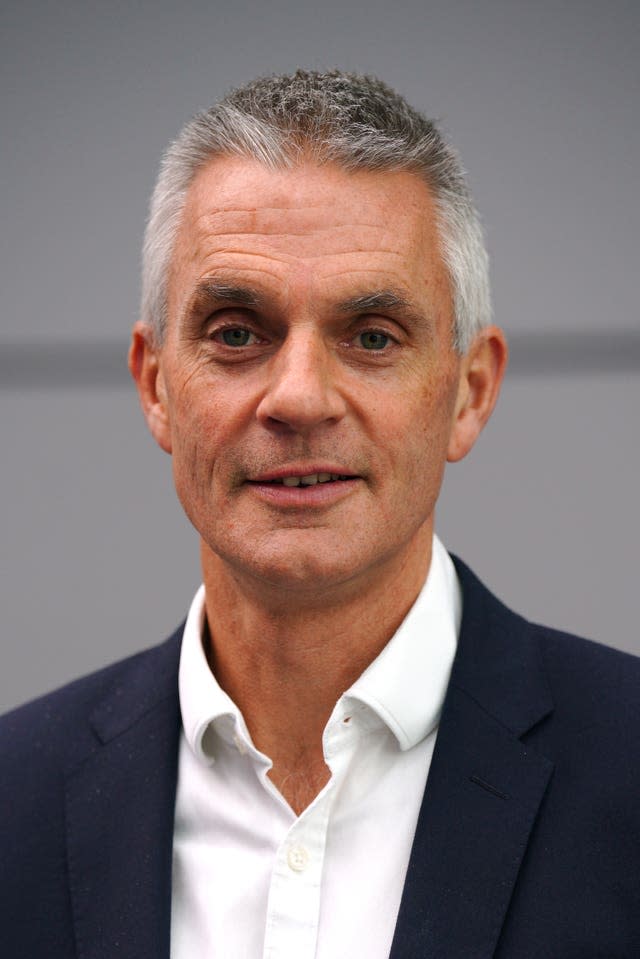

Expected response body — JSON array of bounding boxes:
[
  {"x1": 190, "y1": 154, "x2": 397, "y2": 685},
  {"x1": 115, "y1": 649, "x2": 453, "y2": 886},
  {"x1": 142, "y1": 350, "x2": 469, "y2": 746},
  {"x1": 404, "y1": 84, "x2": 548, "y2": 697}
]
[
  {"x1": 245, "y1": 466, "x2": 361, "y2": 505},
  {"x1": 257, "y1": 472, "x2": 354, "y2": 488}
]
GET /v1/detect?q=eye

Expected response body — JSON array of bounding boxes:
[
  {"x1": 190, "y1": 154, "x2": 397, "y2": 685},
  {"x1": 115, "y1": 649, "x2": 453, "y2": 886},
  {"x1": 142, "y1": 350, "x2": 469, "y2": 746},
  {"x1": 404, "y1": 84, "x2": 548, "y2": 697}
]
[
  {"x1": 357, "y1": 330, "x2": 390, "y2": 350},
  {"x1": 219, "y1": 327, "x2": 256, "y2": 347}
]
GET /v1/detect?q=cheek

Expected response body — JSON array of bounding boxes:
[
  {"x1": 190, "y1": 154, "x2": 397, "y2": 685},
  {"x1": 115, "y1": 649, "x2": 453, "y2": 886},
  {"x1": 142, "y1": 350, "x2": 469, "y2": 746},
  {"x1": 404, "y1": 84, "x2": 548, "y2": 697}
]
[
  {"x1": 167, "y1": 391, "x2": 219, "y2": 491},
  {"x1": 168, "y1": 379, "x2": 254, "y2": 498},
  {"x1": 170, "y1": 429, "x2": 210, "y2": 519},
  {"x1": 392, "y1": 380, "x2": 458, "y2": 479}
]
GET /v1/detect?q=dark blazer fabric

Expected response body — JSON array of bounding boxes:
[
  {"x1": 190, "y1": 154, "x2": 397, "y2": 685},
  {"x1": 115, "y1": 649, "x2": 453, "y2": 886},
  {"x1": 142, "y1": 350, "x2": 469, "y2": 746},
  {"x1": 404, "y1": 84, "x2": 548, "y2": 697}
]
[{"x1": 2, "y1": 558, "x2": 640, "y2": 958}]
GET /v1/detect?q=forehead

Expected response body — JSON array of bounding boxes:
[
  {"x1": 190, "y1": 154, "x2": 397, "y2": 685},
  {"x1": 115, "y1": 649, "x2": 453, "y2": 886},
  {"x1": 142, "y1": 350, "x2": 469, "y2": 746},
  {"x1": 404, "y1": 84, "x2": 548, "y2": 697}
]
[{"x1": 167, "y1": 155, "x2": 451, "y2": 318}]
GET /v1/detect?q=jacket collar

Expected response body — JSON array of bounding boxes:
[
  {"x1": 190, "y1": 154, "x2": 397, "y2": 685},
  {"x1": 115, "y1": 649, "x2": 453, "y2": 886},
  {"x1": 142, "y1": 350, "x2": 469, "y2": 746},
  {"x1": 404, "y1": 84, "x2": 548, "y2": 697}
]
[{"x1": 448, "y1": 556, "x2": 553, "y2": 737}]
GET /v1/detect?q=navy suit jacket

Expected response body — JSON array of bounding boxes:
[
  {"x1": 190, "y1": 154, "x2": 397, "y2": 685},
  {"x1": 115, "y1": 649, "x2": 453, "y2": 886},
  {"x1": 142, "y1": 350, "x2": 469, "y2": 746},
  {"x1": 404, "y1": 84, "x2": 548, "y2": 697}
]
[{"x1": 2, "y1": 557, "x2": 640, "y2": 957}]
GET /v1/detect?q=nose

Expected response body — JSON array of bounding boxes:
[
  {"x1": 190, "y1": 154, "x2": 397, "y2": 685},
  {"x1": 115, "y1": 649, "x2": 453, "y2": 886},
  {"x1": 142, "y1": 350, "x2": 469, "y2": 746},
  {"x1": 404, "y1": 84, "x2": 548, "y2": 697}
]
[{"x1": 256, "y1": 329, "x2": 347, "y2": 433}]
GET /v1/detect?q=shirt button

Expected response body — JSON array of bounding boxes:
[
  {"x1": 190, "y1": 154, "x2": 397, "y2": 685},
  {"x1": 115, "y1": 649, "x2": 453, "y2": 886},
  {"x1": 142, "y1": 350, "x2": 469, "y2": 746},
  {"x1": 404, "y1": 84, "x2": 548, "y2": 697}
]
[{"x1": 287, "y1": 844, "x2": 310, "y2": 872}]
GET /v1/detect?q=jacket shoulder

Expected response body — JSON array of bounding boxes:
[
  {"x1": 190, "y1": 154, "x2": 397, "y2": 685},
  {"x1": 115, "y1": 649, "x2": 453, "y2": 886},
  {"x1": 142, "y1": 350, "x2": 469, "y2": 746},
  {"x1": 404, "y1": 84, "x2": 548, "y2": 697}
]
[
  {"x1": 452, "y1": 553, "x2": 640, "y2": 736},
  {"x1": 454, "y1": 552, "x2": 640, "y2": 694},
  {"x1": 0, "y1": 627, "x2": 183, "y2": 772},
  {"x1": 533, "y1": 621, "x2": 640, "y2": 729}
]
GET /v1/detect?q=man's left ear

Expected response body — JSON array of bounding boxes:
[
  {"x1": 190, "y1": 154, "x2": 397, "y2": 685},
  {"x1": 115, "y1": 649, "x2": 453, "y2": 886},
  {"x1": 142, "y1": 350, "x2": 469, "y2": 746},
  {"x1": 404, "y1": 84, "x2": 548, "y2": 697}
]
[{"x1": 446, "y1": 325, "x2": 508, "y2": 463}]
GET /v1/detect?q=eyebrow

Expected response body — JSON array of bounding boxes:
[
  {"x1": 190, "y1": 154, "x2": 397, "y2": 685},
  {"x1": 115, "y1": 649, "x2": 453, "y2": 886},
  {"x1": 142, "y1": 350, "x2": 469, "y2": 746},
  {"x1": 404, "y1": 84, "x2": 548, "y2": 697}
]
[
  {"x1": 336, "y1": 290, "x2": 420, "y2": 317},
  {"x1": 190, "y1": 280, "x2": 263, "y2": 310}
]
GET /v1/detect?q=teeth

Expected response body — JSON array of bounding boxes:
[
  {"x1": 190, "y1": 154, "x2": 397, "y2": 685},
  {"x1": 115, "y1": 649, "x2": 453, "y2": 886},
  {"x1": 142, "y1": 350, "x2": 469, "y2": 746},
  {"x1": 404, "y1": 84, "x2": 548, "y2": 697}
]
[{"x1": 276, "y1": 472, "x2": 348, "y2": 487}]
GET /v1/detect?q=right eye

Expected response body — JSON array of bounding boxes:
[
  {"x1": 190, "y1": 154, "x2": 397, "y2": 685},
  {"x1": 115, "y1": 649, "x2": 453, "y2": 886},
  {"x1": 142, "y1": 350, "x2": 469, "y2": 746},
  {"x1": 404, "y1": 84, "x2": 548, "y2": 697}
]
[{"x1": 218, "y1": 328, "x2": 256, "y2": 347}]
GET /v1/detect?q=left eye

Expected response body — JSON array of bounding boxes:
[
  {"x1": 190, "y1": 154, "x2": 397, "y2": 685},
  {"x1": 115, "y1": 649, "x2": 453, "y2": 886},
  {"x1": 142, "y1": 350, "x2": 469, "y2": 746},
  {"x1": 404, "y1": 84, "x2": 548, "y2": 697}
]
[
  {"x1": 358, "y1": 331, "x2": 390, "y2": 350},
  {"x1": 220, "y1": 328, "x2": 255, "y2": 347}
]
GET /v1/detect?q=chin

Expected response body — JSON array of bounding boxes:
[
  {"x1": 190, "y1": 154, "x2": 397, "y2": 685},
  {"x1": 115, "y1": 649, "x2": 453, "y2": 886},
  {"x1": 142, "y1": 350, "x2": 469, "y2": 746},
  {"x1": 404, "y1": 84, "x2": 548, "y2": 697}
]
[
  {"x1": 213, "y1": 536, "x2": 368, "y2": 598},
  {"x1": 249, "y1": 552, "x2": 358, "y2": 592}
]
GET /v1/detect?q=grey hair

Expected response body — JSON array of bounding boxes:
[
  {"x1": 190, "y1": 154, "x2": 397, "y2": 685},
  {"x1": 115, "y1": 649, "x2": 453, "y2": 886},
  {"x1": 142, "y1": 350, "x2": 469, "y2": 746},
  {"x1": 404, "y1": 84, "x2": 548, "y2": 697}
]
[{"x1": 141, "y1": 69, "x2": 491, "y2": 352}]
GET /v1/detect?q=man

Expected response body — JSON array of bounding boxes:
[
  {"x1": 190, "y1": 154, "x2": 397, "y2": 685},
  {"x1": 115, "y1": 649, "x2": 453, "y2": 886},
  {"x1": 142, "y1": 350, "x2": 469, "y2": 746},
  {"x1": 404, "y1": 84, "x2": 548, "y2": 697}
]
[{"x1": 2, "y1": 70, "x2": 639, "y2": 958}]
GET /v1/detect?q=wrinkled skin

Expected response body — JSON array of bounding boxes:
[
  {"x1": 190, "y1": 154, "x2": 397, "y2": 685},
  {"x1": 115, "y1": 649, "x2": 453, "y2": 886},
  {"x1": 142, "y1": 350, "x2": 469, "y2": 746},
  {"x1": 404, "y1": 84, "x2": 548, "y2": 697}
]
[{"x1": 131, "y1": 157, "x2": 506, "y2": 606}]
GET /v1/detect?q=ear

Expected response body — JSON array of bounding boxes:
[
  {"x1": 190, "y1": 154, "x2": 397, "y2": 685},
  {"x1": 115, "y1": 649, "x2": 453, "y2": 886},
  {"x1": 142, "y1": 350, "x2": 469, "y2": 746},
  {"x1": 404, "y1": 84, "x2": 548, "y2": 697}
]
[
  {"x1": 447, "y1": 325, "x2": 508, "y2": 463},
  {"x1": 128, "y1": 321, "x2": 172, "y2": 454}
]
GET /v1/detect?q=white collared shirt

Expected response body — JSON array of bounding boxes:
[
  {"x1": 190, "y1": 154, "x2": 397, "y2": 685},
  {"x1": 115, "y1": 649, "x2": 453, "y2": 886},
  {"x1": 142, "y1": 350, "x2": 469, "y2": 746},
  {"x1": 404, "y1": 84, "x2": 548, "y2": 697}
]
[{"x1": 171, "y1": 535, "x2": 461, "y2": 959}]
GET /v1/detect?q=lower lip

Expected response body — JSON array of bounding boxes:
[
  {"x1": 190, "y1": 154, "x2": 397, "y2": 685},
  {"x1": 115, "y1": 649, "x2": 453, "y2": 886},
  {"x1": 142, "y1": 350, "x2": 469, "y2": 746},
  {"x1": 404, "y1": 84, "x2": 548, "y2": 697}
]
[{"x1": 246, "y1": 478, "x2": 361, "y2": 508}]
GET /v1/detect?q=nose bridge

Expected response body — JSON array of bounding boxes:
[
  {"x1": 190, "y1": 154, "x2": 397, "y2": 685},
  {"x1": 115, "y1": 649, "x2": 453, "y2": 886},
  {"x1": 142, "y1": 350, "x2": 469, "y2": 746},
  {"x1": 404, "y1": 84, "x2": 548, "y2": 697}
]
[
  {"x1": 257, "y1": 324, "x2": 345, "y2": 430},
  {"x1": 282, "y1": 324, "x2": 327, "y2": 383}
]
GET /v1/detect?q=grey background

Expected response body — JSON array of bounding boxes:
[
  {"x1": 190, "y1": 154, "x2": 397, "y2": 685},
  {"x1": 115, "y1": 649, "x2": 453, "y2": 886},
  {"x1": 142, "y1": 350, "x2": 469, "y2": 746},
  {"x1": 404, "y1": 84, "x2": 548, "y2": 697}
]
[{"x1": 2, "y1": 0, "x2": 638, "y2": 713}]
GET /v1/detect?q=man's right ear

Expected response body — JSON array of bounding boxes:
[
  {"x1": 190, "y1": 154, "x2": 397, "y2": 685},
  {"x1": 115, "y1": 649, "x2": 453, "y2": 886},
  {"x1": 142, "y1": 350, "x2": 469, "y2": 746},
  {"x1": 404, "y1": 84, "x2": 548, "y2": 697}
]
[{"x1": 128, "y1": 322, "x2": 172, "y2": 454}]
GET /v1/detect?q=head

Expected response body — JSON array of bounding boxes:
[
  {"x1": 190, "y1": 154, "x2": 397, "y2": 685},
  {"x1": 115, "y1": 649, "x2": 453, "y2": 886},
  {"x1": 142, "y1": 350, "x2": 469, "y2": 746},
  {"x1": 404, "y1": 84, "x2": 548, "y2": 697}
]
[
  {"x1": 141, "y1": 70, "x2": 490, "y2": 354},
  {"x1": 130, "y1": 71, "x2": 507, "y2": 604}
]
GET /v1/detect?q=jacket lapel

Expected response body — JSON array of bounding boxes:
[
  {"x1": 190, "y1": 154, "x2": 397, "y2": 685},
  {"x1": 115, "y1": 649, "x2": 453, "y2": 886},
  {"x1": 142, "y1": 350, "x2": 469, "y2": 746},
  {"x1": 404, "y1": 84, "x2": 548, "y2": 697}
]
[
  {"x1": 65, "y1": 631, "x2": 182, "y2": 959},
  {"x1": 390, "y1": 559, "x2": 554, "y2": 959}
]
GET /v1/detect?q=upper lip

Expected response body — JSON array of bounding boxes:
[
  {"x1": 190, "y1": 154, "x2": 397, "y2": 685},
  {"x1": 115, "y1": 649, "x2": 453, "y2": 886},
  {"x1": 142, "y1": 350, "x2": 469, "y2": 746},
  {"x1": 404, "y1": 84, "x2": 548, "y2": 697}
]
[{"x1": 248, "y1": 464, "x2": 359, "y2": 482}]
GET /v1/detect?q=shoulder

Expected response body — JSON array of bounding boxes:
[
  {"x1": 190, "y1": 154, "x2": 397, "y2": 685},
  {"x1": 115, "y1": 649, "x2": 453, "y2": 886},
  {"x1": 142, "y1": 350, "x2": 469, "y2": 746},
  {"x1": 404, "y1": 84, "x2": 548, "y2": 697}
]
[
  {"x1": 452, "y1": 552, "x2": 640, "y2": 739},
  {"x1": 536, "y1": 621, "x2": 640, "y2": 709},
  {"x1": 529, "y1": 623, "x2": 640, "y2": 766},
  {"x1": 0, "y1": 627, "x2": 183, "y2": 775},
  {"x1": 455, "y1": 552, "x2": 640, "y2": 689},
  {"x1": 0, "y1": 627, "x2": 183, "y2": 879}
]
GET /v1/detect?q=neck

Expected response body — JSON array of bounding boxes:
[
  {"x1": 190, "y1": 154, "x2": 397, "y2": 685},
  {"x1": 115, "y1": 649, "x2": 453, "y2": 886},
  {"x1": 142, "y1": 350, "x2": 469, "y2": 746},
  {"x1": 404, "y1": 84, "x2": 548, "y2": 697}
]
[{"x1": 200, "y1": 529, "x2": 433, "y2": 812}]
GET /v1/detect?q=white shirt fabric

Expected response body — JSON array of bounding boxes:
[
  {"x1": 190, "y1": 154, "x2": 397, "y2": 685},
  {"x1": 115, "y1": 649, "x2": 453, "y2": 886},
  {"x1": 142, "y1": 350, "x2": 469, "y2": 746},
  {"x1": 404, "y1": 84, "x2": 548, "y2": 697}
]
[{"x1": 171, "y1": 535, "x2": 462, "y2": 959}]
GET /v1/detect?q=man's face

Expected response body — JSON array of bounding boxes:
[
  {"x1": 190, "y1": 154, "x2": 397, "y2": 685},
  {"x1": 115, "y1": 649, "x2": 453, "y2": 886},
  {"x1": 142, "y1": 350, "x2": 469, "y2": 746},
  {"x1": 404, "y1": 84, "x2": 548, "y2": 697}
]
[{"x1": 137, "y1": 157, "x2": 487, "y2": 597}]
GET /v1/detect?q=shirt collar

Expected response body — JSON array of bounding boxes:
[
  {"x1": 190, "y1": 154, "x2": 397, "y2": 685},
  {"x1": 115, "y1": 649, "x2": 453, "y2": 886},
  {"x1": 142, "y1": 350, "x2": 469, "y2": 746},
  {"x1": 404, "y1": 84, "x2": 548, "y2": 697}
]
[
  {"x1": 343, "y1": 535, "x2": 461, "y2": 750},
  {"x1": 179, "y1": 585, "x2": 243, "y2": 763},
  {"x1": 179, "y1": 534, "x2": 461, "y2": 763}
]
